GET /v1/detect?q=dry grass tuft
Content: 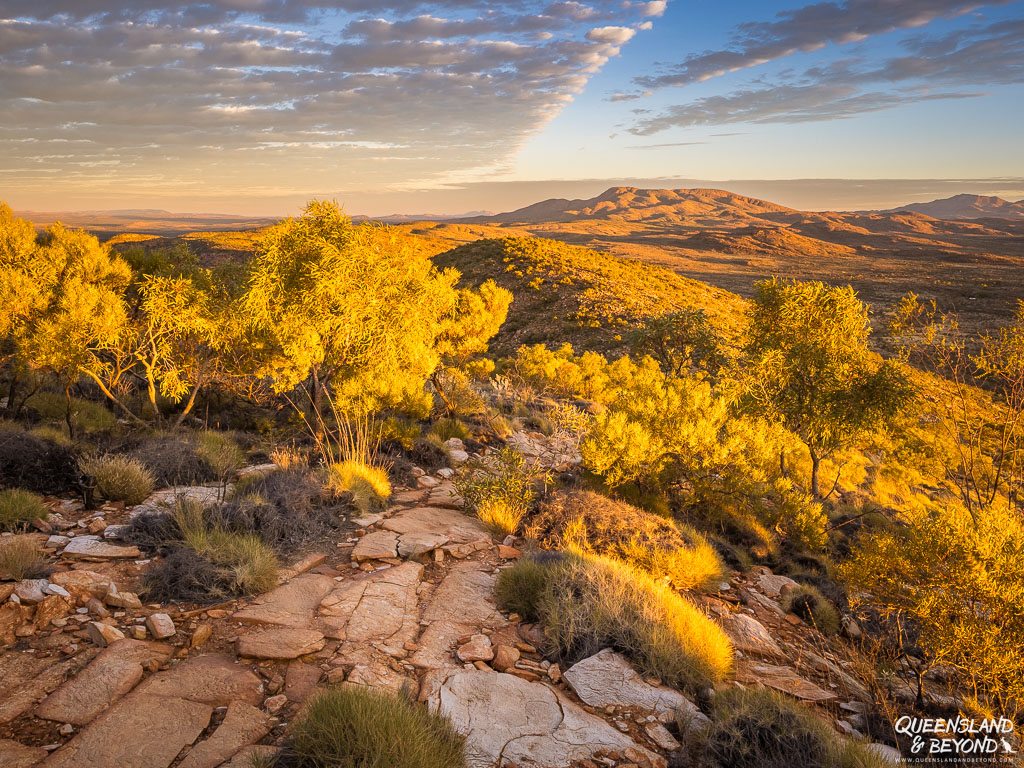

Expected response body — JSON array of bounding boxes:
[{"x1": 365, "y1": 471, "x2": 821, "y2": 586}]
[
  {"x1": 476, "y1": 497, "x2": 525, "y2": 538},
  {"x1": 781, "y1": 584, "x2": 841, "y2": 636},
  {"x1": 327, "y1": 460, "x2": 392, "y2": 514},
  {"x1": 0, "y1": 536, "x2": 49, "y2": 580},
  {"x1": 496, "y1": 551, "x2": 732, "y2": 693},
  {"x1": 79, "y1": 454, "x2": 155, "y2": 506},
  {"x1": 0, "y1": 488, "x2": 48, "y2": 532},
  {"x1": 290, "y1": 686, "x2": 467, "y2": 768},
  {"x1": 528, "y1": 489, "x2": 723, "y2": 591}
]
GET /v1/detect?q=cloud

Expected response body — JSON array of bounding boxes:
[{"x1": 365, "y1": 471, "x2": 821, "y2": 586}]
[
  {"x1": 634, "y1": 0, "x2": 1017, "y2": 90},
  {"x1": 585, "y1": 25, "x2": 636, "y2": 44},
  {"x1": 626, "y1": 140, "x2": 707, "y2": 148},
  {"x1": 629, "y1": 13, "x2": 1024, "y2": 133},
  {"x1": 0, "y1": 1, "x2": 657, "y2": 201}
]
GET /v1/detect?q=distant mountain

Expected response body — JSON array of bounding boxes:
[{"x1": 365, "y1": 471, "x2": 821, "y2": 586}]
[
  {"x1": 459, "y1": 186, "x2": 794, "y2": 224},
  {"x1": 876, "y1": 193, "x2": 1024, "y2": 221}
]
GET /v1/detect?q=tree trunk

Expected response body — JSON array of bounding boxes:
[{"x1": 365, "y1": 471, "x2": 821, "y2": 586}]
[
  {"x1": 63, "y1": 385, "x2": 75, "y2": 440},
  {"x1": 173, "y1": 381, "x2": 203, "y2": 428},
  {"x1": 779, "y1": 450, "x2": 787, "y2": 478},
  {"x1": 5, "y1": 370, "x2": 18, "y2": 414},
  {"x1": 431, "y1": 371, "x2": 455, "y2": 415},
  {"x1": 810, "y1": 448, "x2": 822, "y2": 499}
]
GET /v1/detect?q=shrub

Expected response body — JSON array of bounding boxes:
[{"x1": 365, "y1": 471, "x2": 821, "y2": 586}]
[
  {"x1": 138, "y1": 498, "x2": 278, "y2": 601},
  {"x1": 132, "y1": 432, "x2": 216, "y2": 486},
  {"x1": 496, "y1": 552, "x2": 732, "y2": 692},
  {"x1": 456, "y1": 447, "x2": 545, "y2": 539},
  {"x1": 25, "y1": 392, "x2": 117, "y2": 433},
  {"x1": 80, "y1": 454, "x2": 155, "y2": 506},
  {"x1": 327, "y1": 460, "x2": 392, "y2": 514},
  {"x1": 196, "y1": 431, "x2": 245, "y2": 480},
  {"x1": 290, "y1": 686, "x2": 467, "y2": 768},
  {"x1": 29, "y1": 425, "x2": 71, "y2": 446},
  {"x1": 0, "y1": 488, "x2": 48, "y2": 532},
  {"x1": 0, "y1": 537, "x2": 49, "y2": 580},
  {"x1": 379, "y1": 417, "x2": 421, "y2": 450},
  {"x1": 704, "y1": 687, "x2": 891, "y2": 768},
  {"x1": 494, "y1": 553, "x2": 555, "y2": 622},
  {"x1": 528, "y1": 490, "x2": 723, "y2": 591},
  {"x1": 0, "y1": 427, "x2": 80, "y2": 495},
  {"x1": 782, "y1": 584, "x2": 841, "y2": 636},
  {"x1": 429, "y1": 417, "x2": 470, "y2": 443},
  {"x1": 476, "y1": 497, "x2": 525, "y2": 538}
]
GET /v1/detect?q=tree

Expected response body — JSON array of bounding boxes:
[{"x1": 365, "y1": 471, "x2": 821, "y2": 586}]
[
  {"x1": 892, "y1": 294, "x2": 1024, "y2": 518},
  {"x1": 242, "y1": 200, "x2": 459, "y2": 418},
  {"x1": 743, "y1": 278, "x2": 914, "y2": 498},
  {"x1": 431, "y1": 280, "x2": 512, "y2": 414},
  {"x1": 631, "y1": 309, "x2": 728, "y2": 380},
  {"x1": 3, "y1": 219, "x2": 134, "y2": 432}
]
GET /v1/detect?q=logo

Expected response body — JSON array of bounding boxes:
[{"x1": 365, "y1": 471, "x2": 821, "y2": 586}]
[{"x1": 895, "y1": 716, "x2": 1019, "y2": 764}]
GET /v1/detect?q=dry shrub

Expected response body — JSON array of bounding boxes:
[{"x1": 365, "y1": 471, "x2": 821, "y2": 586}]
[
  {"x1": 80, "y1": 454, "x2": 155, "y2": 505},
  {"x1": 496, "y1": 551, "x2": 732, "y2": 693},
  {"x1": 289, "y1": 686, "x2": 466, "y2": 768},
  {"x1": 477, "y1": 497, "x2": 525, "y2": 538},
  {"x1": 0, "y1": 488, "x2": 48, "y2": 532},
  {"x1": 0, "y1": 536, "x2": 49, "y2": 580},
  {"x1": 0, "y1": 426, "x2": 80, "y2": 495},
  {"x1": 528, "y1": 490, "x2": 723, "y2": 591},
  {"x1": 704, "y1": 687, "x2": 891, "y2": 768},
  {"x1": 781, "y1": 584, "x2": 841, "y2": 636},
  {"x1": 131, "y1": 432, "x2": 216, "y2": 487}
]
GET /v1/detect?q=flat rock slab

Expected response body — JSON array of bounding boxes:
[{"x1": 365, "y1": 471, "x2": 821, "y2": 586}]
[
  {"x1": 285, "y1": 660, "x2": 322, "y2": 703},
  {"x1": 131, "y1": 486, "x2": 222, "y2": 517},
  {"x1": 233, "y1": 573, "x2": 335, "y2": 628},
  {"x1": 351, "y1": 530, "x2": 400, "y2": 562},
  {"x1": 420, "y1": 562, "x2": 502, "y2": 627},
  {"x1": 717, "y1": 612, "x2": 787, "y2": 660},
  {"x1": 178, "y1": 701, "x2": 274, "y2": 768},
  {"x1": 36, "y1": 639, "x2": 173, "y2": 726},
  {"x1": 430, "y1": 669, "x2": 665, "y2": 768},
  {"x1": 733, "y1": 661, "x2": 838, "y2": 702},
  {"x1": 49, "y1": 570, "x2": 113, "y2": 600},
  {"x1": 0, "y1": 651, "x2": 98, "y2": 724},
  {"x1": 236, "y1": 627, "x2": 326, "y2": 659},
  {"x1": 41, "y1": 693, "x2": 211, "y2": 768},
  {"x1": 757, "y1": 573, "x2": 800, "y2": 598},
  {"x1": 61, "y1": 536, "x2": 141, "y2": 561},
  {"x1": 380, "y1": 506, "x2": 485, "y2": 545},
  {"x1": 135, "y1": 654, "x2": 264, "y2": 707},
  {"x1": 564, "y1": 649, "x2": 707, "y2": 725},
  {"x1": 319, "y1": 562, "x2": 423, "y2": 652},
  {"x1": 0, "y1": 739, "x2": 49, "y2": 768}
]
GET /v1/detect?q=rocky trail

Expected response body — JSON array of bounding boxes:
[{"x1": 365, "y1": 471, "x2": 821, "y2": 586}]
[{"x1": 0, "y1": 457, "x2": 908, "y2": 768}]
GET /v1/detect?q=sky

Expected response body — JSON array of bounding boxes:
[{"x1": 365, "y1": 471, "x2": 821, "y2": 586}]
[{"x1": 1, "y1": 0, "x2": 1023, "y2": 215}]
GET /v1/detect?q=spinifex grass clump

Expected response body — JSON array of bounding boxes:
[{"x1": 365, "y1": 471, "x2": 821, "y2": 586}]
[
  {"x1": 131, "y1": 497, "x2": 278, "y2": 602},
  {"x1": 79, "y1": 454, "x2": 156, "y2": 506},
  {"x1": 782, "y1": 583, "x2": 841, "y2": 636},
  {"x1": 0, "y1": 537, "x2": 49, "y2": 581},
  {"x1": 496, "y1": 551, "x2": 732, "y2": 693},
  {"x1": 289, "y1": 686, "x2": 467, "y2": 768},
  {"x1": 0, "y1": 488, "x2": 48, "y2": 532},
  {"x1": 528, "y1": 489, "x2": 723, "y2": 591}
]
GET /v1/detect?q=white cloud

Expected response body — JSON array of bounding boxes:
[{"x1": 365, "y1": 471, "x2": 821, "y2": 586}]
[{"x1": 585, "y1": 25, "x2": 636, "y2": 44}]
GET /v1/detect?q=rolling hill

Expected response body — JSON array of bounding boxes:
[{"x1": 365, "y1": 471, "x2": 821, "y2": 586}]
[{"x1": 875, "y1": 193, "x2": 1024, "y2": 220}]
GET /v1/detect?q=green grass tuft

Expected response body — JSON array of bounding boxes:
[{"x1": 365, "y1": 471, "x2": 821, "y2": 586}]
[
  {"x1": 0, "y1": 488, "x2": 48, "y2": 532},
  {"x1": 79, "y1": 454, "x2": 156, "y2": 505}
]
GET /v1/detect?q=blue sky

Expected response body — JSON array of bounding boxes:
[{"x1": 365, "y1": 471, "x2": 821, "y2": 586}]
[{"x1": 1, "y1": 0, "x2": 1022, "y2": 214}]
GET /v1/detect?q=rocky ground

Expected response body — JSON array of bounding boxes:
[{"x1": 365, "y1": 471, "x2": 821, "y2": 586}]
[{"x1": 0, "y1": 438, "x2": 923, "y2": 768}]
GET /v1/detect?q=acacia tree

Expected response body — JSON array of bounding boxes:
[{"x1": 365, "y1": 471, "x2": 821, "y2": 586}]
[
  {"x1": 631, "y1": 309, "x2": 728, "y2": 380},
  {"x1": 431, "y1": 280, "x2": 512, "y2": 414},
  {"x1": 0, "y1": 203, "x2": 45, "y2": 412},
  {"x1": 892, "y1": 294, "x2": 1024, "y2": 518},
  {"x1": 242, "y1": 200, "x2": 460, "y2": 418},
  {"x1": 743, "y1": 278, "x2": 914, "y2": 498},
  {"x1": 2, "y1": 219, "x2": 135, "y2": 432}
]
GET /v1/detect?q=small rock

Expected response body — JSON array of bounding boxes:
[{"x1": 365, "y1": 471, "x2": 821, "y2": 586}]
[
  {"x1": 87, "y1": 621, "x2": 125, "y2": 647},
  {"x1": 86, "y1": 598, "x2": 108, "y2": 617},
  {"x1": 263, "y1": 694, "x2": 288, "y2": 714},
  {"x1": 437, "y1": 468, "x2": 454, "y2": 478},
  {"x1": 207, "y1": 609, "x2": 227, "y2": 619},
  {"x1": 14, "y1": 579, "x2": 49, "y2": 605},
  {"x1": 43, "y1": 583, "x2": 71, "y2": 599},
  {"x1": 146, "y1": 613, "x2": 176, "y2": 640},
  {"x1": 842, "y1": 615, "x2": 863, "y2": 640},
  {"x1": 646, "y1": 722, "x2": 680, "y2": 751},
  {"x1": 105, "y1": 591, "x2": 143, "y2": 610},
  {"x1": 46, "y1": 535, "x2": 70, "y2": 549},
  {"x1": 491, "y1": 644, "x2": 520, "y2": 672},
  {"x1": 87, "y1": 519, "x2": 107, "y2": 535},
  {"x1": 457, "y1": 634, "x2": 494, "y2": 663},
  {"x1": 497, "y1": 545, "x2": 521, "y2": 559},
  {"x1": 190, "y1": 624, "x2": 213, "y2": 648},
  {"x1": 131, "y1": 626, "x2": 147, "y2": 640}
]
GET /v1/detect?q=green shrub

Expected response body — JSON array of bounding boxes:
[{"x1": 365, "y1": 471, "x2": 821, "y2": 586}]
[
  {"x1": 494, "y1": 554, "x2": 552, "y2": 622},
  {"x1": 456, "y1": 447, "x2": 545, "y2": 539},
  {"x1": 29, "y1": 425, "x2": 71, "y2": 446},
  {"x1": 327, "y1": 460, "x2": 392, "y2": 514},
  {"x1": 0, "y1": 536, "x2": 49, "y2": 580},
  {"x1": 528, "y1": 490, "x2": 723, "y2": 591},
  {"x1": 0, "y1": 488, "x2": 48, "y2": 532},
  {"x1": 704, "y1": 687, "x2": 891, "y2": 768},
  {"x1": 196, "y1": 431, "x2": 245, "y2": 480},
  {"x1": 496, "y1": 552, "x2": 732, "y2": 692},
  {"x1": 26, "y1": 392, "x2": 117, "y2": 432},
  {"x1": 782, "y1": 584, "x2": 841, "y2": 636},
  {"x1": 379, "y1": 416, "x2": 422, "y2": 450},
  {"x1": 290, "y1": 686, "x2": 467, "y2": 768},
  {"x1": 80, "y1": 454, "x2": 155, "y2": 505},
  {"x1": 429, "y1": 417, "x2": 470, "y2": 443}
]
